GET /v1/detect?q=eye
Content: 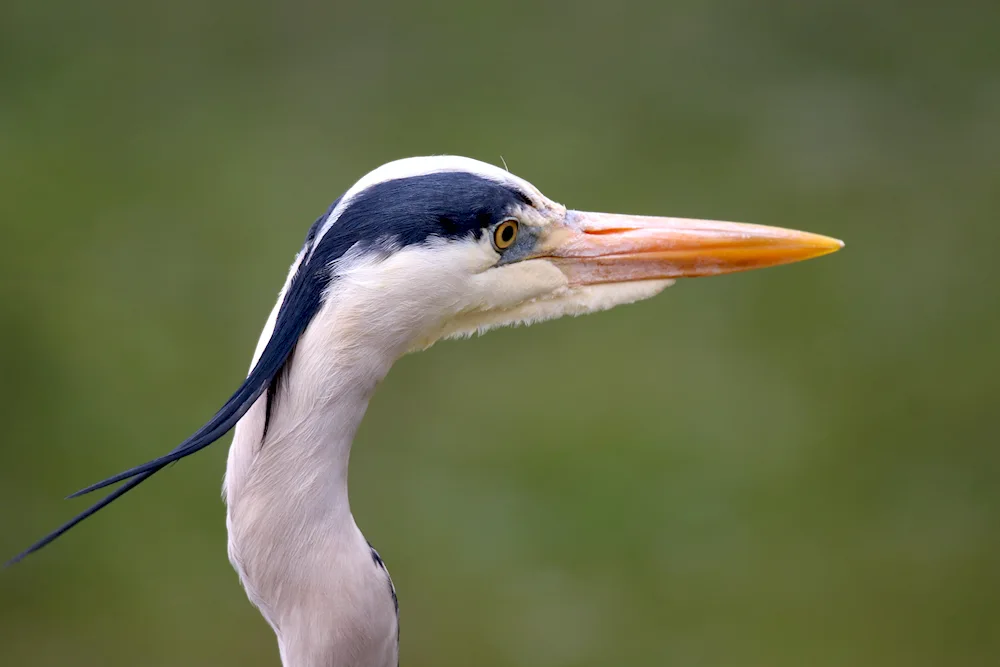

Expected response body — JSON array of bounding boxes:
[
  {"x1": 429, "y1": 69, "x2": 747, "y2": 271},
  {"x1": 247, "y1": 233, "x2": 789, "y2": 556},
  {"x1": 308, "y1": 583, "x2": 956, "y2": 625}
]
[{"x1": 493, "y1": 219, "x2": 518, "y2": 250}]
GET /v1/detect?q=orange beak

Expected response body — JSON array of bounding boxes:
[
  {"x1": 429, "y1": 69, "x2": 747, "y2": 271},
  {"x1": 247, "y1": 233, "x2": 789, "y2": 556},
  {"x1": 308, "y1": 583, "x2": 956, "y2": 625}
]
[{"x1": 542, "y1": 210, "x2": 844, "y2": 285}]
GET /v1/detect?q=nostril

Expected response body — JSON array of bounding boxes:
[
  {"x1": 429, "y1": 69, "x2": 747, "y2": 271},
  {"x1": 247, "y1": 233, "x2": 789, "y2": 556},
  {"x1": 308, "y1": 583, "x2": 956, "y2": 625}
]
[{"x1": 582, "y1": 228, "x2": 634, "y2": 236}]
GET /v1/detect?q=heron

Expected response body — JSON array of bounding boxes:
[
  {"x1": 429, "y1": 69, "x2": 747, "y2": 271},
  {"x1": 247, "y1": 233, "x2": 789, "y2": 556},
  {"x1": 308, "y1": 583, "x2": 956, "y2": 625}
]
[{"x1": 11, "y1": 156, "x2": 843, "y2": 666}]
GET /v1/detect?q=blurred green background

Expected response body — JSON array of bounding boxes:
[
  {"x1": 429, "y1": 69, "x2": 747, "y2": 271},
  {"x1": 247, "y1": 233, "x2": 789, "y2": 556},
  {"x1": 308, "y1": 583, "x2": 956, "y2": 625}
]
[{"x1": 2, "y1": 1, "x2": 998, "y2": 666}]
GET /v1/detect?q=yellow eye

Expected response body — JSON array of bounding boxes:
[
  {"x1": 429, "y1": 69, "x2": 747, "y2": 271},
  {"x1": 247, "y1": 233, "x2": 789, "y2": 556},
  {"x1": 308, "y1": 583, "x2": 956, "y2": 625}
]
[{"x1": 493, "y1": 219, "x2": 518, "y2": 250}]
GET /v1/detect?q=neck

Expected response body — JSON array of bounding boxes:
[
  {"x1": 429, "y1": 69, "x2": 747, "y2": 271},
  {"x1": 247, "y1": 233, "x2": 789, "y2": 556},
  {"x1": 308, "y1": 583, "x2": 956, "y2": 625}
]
[{"x1": 224, "y1": 297, "x2": 402, "y2": 667}]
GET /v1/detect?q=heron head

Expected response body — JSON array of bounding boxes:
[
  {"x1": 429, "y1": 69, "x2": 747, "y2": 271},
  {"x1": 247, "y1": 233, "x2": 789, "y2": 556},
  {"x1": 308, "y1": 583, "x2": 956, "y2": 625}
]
[
  {"x1": 7, "y1": 155, "x2": 844, "y2": 565},
  {"x1": 299, "y1": 156, "x2": 842, "y2": 355}
]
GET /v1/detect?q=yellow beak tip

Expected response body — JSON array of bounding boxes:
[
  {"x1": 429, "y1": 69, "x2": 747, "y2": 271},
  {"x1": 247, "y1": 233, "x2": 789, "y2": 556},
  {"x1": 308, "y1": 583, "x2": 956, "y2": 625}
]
[{"x1": 822, "y1": 236, "x2": 846, "y2": 253}]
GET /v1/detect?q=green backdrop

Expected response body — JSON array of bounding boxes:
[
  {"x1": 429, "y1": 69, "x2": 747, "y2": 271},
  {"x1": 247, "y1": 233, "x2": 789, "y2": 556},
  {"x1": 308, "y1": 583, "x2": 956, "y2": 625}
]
[{"x1": 2, "y1": 2, "x2": 997, "y2": 665}]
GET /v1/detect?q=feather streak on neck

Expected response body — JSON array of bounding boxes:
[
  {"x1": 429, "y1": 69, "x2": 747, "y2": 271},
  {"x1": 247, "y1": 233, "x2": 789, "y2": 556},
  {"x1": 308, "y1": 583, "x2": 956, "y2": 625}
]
[{"x1": 224, "y1": 291, "x2": 400, "y2": 667}]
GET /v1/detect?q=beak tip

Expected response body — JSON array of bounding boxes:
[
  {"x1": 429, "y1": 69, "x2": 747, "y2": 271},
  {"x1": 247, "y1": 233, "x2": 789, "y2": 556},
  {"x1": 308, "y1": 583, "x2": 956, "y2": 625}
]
[
  {"x1": 802, "y1": 236, "x2": 844, "y2": 263},
  {"x1": 823, "y1": 235, "x2": 846, "y2": 253}
]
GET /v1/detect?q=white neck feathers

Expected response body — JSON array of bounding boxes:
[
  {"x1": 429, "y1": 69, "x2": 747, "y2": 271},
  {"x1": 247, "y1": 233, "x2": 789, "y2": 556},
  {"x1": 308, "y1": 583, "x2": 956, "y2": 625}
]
[{"x1": 223, "y1": 277, "x2": 401, "y2": 667}]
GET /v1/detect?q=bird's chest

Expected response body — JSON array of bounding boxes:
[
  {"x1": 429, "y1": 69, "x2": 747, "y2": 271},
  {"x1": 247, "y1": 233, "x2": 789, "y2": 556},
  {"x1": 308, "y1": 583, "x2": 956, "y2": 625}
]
[
  {"x1": 264, "y1": 555, "x2": 399, "y2": 667},
  {"x1": 231, "y1": 517, "x2": 399, "y2": 666},
  {"x1": 310, "y1": 551, "x2": 399, "y2": 667}
]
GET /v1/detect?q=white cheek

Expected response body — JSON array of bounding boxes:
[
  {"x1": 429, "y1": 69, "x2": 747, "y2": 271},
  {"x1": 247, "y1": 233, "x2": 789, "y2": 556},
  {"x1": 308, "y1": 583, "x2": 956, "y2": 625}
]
[
  {"x1": 553, "y1": 279, "x2": 674, "y2": 316},
  {"x1": 465, "y1": 259, "x2": 569, "y2": 311},
  {"x1": 326, "y1": 240, "x2": 504, "y2": 352},
  {"x1": 425, "y1": 272, "x2": 673, "y2": 348}
]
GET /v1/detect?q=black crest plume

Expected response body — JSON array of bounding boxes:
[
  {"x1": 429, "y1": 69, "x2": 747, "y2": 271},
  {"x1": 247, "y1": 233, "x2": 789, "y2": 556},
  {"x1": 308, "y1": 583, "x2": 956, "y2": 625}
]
[
  {"x1": 4, "y1": 202, "x2": 339, "y2": 565},
  {"x1": 8, "y1": 170, "x2": 530, "y2": 565}
]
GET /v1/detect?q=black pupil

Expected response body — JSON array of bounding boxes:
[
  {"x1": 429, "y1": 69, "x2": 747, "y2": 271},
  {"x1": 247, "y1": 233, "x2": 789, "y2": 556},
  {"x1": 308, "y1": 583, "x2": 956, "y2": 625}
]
[{"x1": 500, "y1": 225, "x2": 514, "y2": 243}]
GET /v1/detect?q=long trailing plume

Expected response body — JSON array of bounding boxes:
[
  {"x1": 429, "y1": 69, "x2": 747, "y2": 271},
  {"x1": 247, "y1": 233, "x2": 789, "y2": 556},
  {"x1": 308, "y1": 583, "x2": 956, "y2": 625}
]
[{"x1": 5, "y1": 211, "x2": 335, "y2": 566}]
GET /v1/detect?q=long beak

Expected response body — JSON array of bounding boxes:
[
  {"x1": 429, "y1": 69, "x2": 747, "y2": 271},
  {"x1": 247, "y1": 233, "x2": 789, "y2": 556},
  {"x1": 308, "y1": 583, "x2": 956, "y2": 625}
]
[{"x1": 543, "y1": 210, "x2": 844, "y2": 285}]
